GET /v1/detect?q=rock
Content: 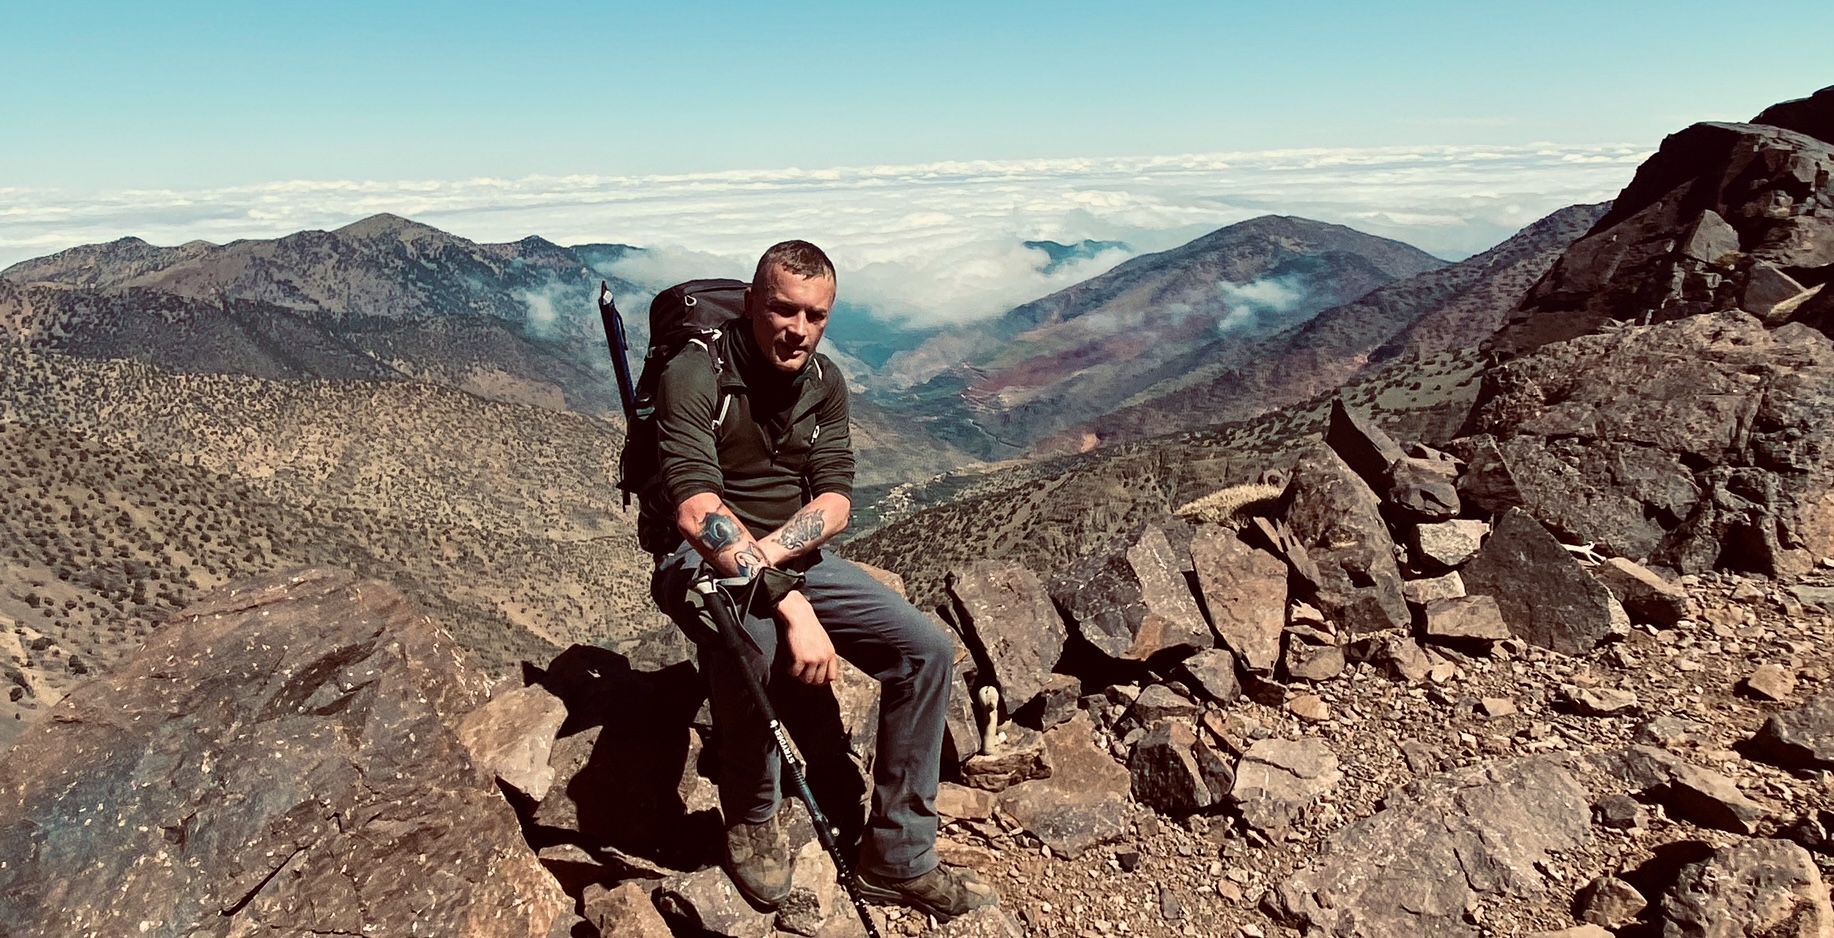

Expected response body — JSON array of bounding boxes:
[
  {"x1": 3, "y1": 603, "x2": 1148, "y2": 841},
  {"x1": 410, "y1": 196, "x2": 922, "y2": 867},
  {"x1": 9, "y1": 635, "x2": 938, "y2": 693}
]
[
  {"x1": 1784, "y1": 809, "x2": 1833, "y2": 856},
  {"x1": 1129, "y1": 720, "x2": 1215, "y2": 816},
  {"x1": 1752, "y1": 85, "x2": 1834, "y2": 144},
  {"x1": 1422, "y1": 594, "x2": 1511, "y2": 646},
  {"x1": 1575, "y1": 875, "x2": 1647, "y2": 928},
  {"x1": 931, "y1": 906, "x2": 1027, "y2": 937},
  {"x1": 1014, "y1": 672, "x2": 1081, "y2": 731},
  {"x1": 1412, "y1": 520, "x2": 1490, "y2": 570},
  {"x1": 1121, "y1": 683, "x2": 1199, "y2": 732},
  {"x1": 1479, "y1": 697, "x2": 1517, "y2": 718},
  {"x1": 0, "y1": 568, "x2": 569, "y2": 938},
  {"x1": 1279, "y1": 441, "x2": 1410, "y2": 633},
  {"x1": 1748, "y1": 690, "x2": 1834, "y2": 770},
  {"x1": 1179, "y1": 647, "x2": 1241, "y2": 702},
  {"x1": 1287, "y1": 694, "x2": 1331, "y2": 723},
  {"x1": 1190, "y1": 527, "x2": 1288, "y2": 674},
  {"x1": 998, "y1": 713, "x2": 1132, "y2": 859},
  {"x1": 1740, "y1": 663, "x2": 1798, "y2": 701},
  {"x1": 1594, "y1": 794, "x2": 1646, "y2": 830},
  {"x1": 1637, "y1": 716, "x2": 1704, "y2": 749},
  {"x1": 1655, "y1": 763, "x2": 1769, "y2": 835},
  {"x1": 776, "y1": 840, "x2": 846, "y2": 937},
  {"x1": 1529, "y1": 928, "x2": 1613, "y2": 938},
  {"x1": 1462, "y1": 509, "x2": 1622, "y2": 654},
  {"x1": 1451, "y1": 435, "x2": 1526, "y2": 515},
  {"x1": 1563, "y1": 686, "x2": 1640, "y2": 717},
  {"x1": 539, "y1": 843, "x2": 619, "y2": 896},
  {"x1": 1659, "y1": 838, "x2": 1834, "y2": 937},
  {"x1": 458, "y1": 684, "x2": 569, "y2": 800},
  {"x1": 583, "y1": 881, "x2": 672, "y2": 938},
  {"x1": 1347, "y1": 633, "x2": 1434, "y2": 683},
  {"x1": 1795, "y1": 584, "x2": 1834, "y2": 612},
  {"x1": 944, "y1": 562, "x2": 1066, "y2": 712},
  {"x1": 1591, "y1": 557, "x2": 1689, "y2": 626},
  {"x1": 853, "y1": 561, "x2": 908, "y2": 598},
  {"x1": 1051, "y1": 526, "x2": 1212, "y2": 664},
  {"x1": 655, "y1": 866, "x2": 774, "y2": 938},
  {"x1": 960, "y1": 724, "x2": 1052, "y2": 792},
  {"x1": 1472, "y1": 311, "x2": 1834, "y2": 577},
  {"x1": 1745, "y1": 261, "x2": 1811, "y2": 324},
  {"x1": 533, "y1": 726, "x2": 603, "y2": 832},
  {"x1": 1403, "y1": 570, "x2": 1466, "y2": 605},
  {"x1": 1590, "y1": 745, "x2": 1692, "y2": 791},
  {"x1": 1283, "y1": 641, "x2": 1346, "y2": 683},
  {"x1": 1267, "y1": 757, "x2": 1591, "y2": 938},
  {"x1": 1387, "y1": 456, "x2": 1461, "y2": 522},
  {"x1": 1229, "y1": 737, "x2": 1341, "y2": 836},
  {"x1": 936, "y1": 782, "x2": 996, "y2": 821},
  {"x1": 944, "y1": 661, "x2": 982, "y2": 766},
  {"x1": 1325, "y1": 397, "x2": 1405, "y2": 491},
  {"x1": 1678, "y1": 208, "x2": 1740, "y2": 262}
]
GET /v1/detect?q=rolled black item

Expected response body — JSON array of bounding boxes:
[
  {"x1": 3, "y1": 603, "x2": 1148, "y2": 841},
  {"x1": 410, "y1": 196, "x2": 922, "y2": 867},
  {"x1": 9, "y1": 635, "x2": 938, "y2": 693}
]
[{"x1": 598, "y1": 280, "x2": 639, "y2": 425}]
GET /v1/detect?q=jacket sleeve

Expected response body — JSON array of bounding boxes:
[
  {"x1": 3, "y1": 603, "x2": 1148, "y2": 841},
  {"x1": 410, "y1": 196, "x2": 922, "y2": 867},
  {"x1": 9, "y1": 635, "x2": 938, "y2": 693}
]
[
  {"x1": 655, "y1": 345, "x2": 725, "y2": 509},
  {"x1": 805, "y1": 358, "x2": 855, "y2": 499}
]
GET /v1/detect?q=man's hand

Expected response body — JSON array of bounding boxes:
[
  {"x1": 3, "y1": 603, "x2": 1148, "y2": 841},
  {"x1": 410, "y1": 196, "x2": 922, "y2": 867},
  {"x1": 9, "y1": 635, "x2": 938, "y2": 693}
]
[{"x1": 777, "y1": 591, "x2": 838, "y2": 685}]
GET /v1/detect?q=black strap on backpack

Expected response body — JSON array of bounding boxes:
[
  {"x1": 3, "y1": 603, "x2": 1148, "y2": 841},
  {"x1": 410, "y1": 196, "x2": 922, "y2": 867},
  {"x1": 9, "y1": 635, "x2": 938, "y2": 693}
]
[{"x1": 600, "y1": 278, "x2": 749, "y2": 551}]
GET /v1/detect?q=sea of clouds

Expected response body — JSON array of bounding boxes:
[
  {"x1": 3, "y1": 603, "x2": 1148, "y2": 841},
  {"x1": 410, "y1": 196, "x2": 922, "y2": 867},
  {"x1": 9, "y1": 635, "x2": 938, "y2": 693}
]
[{"x1": 0, "y1": 143, "x2": 1644, "y2": 326}]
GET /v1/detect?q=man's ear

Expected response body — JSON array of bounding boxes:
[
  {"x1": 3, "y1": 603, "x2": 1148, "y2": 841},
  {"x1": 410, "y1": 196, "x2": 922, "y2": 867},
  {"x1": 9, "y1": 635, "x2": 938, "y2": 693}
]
[{"x1": 741, "y1": 286, "x2": 756, "y2": 317}]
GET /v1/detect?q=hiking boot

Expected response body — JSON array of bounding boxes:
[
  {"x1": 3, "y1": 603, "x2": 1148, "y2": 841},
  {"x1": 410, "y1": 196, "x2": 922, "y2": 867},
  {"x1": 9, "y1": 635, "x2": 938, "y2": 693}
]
[
  {"x1": 856, "y1": 863, "x2": 999, "y2": 919},
  {"x1": 723, "y1": 811, "x2": 792, "y2": 909}
]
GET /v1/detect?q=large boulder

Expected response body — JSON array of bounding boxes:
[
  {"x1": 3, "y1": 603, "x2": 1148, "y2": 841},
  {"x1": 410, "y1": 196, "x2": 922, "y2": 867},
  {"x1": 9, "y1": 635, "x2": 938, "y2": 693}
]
[
  {"x1": 0, "y1": 568, "x2": 570, "y2": 938},
  {"x1": 1658, "y1": 838, "x2": 1833, "y2": 937},
  {"x1": 943, "y1": 561, "x2": 1066, "y2": 712},
  {"x1": 1278, "y1": 441, "x2": 1410, "y2": 634},
  {"x1": 1189, "y1": 526, "x2": 1288, "y2": 674},
  {"x1": 1267, "y1": 757, "x2": 1592, "y2": 938},
  {"x1": 1466, "y1": 315, "x2": 1834, "y2": 575},
  {"x1": 1051, "y1": 526, "x2": 1212, "y2": 664},
  {"x1": 1461, "y1": 508, "x2": 1624, "y2": 654},
  {"x1": 1494, "y1": 119, "x2": 1834, "y2": 352}
]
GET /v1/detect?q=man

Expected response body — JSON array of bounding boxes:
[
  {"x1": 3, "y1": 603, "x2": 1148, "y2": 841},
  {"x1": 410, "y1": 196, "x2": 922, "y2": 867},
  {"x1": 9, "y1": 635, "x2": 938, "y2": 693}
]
[{"x1": 647, "y1": 240, "x2": 997, "y2": 919}]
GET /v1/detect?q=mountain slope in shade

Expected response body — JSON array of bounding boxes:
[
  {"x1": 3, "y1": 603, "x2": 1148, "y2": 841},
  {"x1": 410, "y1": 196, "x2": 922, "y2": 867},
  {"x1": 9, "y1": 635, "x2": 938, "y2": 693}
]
[
  {"x1": 875, "y1": 215, "x2": 1447, "y2": 458},
  {"x1": 1070, "y1": 202, "x2": 1609, "y2": 449},
  {"x1": 3, "y1": 219, "x2": 976, "y2": 487}
]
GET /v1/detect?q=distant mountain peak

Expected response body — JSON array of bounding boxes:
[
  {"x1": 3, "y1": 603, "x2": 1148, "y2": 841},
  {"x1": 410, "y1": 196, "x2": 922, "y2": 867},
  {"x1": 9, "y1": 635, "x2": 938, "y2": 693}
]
[{"x1": 334, "y1": 213, "x2": 446, "y2": 240}]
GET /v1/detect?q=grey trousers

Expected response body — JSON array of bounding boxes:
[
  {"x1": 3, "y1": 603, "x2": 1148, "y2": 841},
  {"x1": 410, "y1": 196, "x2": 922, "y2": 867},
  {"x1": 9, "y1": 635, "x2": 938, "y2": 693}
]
[{"x1": 652, "y1": 543, "x2": 954, "y2": 880}]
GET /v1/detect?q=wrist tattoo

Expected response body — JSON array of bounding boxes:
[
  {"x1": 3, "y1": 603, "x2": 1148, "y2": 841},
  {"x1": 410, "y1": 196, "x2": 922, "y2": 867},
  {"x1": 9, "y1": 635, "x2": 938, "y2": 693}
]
[
  {"x1": 777, "y1": 507, "x2": 826, "y2": 552},
  {"x1": 700, "y1": 513, "x2": 740, "y2": 551}
]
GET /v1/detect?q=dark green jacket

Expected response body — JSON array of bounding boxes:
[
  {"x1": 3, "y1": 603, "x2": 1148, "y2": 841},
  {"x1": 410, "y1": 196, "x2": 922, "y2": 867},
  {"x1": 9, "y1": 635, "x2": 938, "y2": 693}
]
[{"x1": 652, "y1": 327, "x2": 855, "y2": 541}]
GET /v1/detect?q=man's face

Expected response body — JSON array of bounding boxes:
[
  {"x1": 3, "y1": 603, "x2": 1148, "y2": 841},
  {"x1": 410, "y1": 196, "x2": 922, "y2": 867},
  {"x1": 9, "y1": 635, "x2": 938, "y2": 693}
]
[{"x1": 747, "y1": 263, "x2": 835, "y2": 374}]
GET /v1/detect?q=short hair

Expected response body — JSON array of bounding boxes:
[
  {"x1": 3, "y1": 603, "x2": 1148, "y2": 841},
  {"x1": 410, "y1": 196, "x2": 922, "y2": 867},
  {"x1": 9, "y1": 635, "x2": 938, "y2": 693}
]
[{"x1": 752, "y1": 240, "x2": 835, "y2": 288}]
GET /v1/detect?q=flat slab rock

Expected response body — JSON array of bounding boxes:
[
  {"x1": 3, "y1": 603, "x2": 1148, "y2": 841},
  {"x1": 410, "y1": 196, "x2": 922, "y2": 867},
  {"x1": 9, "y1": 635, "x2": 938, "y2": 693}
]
[
  {"x1": 945, "y1": 561, "x2": 1067, "y2": 710},
  {"x1": 0, "y1": 567, "x2": 569, "y2": 938},
  {"x1": 1749, "y1": 689, "x2": 1834, "y2": 770},
  {"x1": 1267, "y1": 756, "x2": 1592, "y2": 938},
  {"x1": 998, "y1": 712, "x2": 1132, "y2": 859}
]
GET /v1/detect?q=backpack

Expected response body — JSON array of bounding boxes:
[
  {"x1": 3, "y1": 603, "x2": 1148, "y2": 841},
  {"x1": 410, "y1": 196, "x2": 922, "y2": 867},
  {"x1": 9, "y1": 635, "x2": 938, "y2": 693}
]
[{"x1": 600, "y1": 278, "x2": 748, "y2": 552}]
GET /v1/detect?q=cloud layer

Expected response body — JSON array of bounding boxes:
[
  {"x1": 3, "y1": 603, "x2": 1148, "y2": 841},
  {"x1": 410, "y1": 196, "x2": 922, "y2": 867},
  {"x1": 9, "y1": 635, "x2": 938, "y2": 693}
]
[{"x1": 0, "y1": 144, "x2": 1644, "y2": 326}]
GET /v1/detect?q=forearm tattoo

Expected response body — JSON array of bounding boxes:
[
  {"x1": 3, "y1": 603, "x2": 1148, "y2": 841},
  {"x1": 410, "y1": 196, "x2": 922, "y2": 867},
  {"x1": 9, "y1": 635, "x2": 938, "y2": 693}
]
[
  {"x1": 699, "y1": 513, "x2": 740, "y2": 552},
  {"x1": 734, "y1": 545, "x2": 767, "y2": 578},
  {"x1": 777, "y1": 507, "x2": 827, "y2": 552}
]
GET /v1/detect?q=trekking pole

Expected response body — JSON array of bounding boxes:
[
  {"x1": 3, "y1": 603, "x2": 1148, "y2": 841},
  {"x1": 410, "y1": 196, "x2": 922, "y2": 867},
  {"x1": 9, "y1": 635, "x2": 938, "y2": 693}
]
[
  {"x1": 691, "y1": 573, "x2": 884, "y2": 938},
  {"x1": 597, "y1": 281, "x2": 639, "y2": 427}
]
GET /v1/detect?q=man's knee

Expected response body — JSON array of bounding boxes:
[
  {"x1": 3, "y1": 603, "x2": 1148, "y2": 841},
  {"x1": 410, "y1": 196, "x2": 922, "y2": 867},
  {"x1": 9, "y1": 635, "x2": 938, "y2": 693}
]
[{"x1": 904, "y1": 613, "x2": 958, "y2": 681}]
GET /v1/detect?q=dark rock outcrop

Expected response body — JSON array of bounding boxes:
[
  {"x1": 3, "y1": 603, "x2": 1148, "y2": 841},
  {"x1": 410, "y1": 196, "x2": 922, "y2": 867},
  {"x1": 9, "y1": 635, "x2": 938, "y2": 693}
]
[
  {"x1": 1461, "y1": 509, "x2": 1624, "y2": 654},
  {"x1": 1466, "y1": 314, "x2": 1834, "y2": 575},
  {"x1": 1278, "y1": 441, "x2": 1410, "y2": 633},
  {"x1": 1748, "y1": 690, "x2": 1834, "y2": 770},
  {"x1": 1658, "y1": 837, "x2": 1833, "y2": 936},
  {"x1": 1052, "y1": 526, "x2": 1213, "y2": 664},
  {"x1": 945, "y1": 561, "x2": 1066, "y2": 713},
  {"x1": 0, "y1": 568, "x2": 569, "y2": 938}
]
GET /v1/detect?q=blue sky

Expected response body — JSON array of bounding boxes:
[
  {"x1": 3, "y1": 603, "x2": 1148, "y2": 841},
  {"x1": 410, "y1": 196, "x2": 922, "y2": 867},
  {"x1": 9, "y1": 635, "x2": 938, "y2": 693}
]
[
  {"x1": 5, "y1": 1, "x2": 1828, "y2": 186},
  {"x1": 3, "y1": 2, "x2": 1830, "y2": 322}
]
